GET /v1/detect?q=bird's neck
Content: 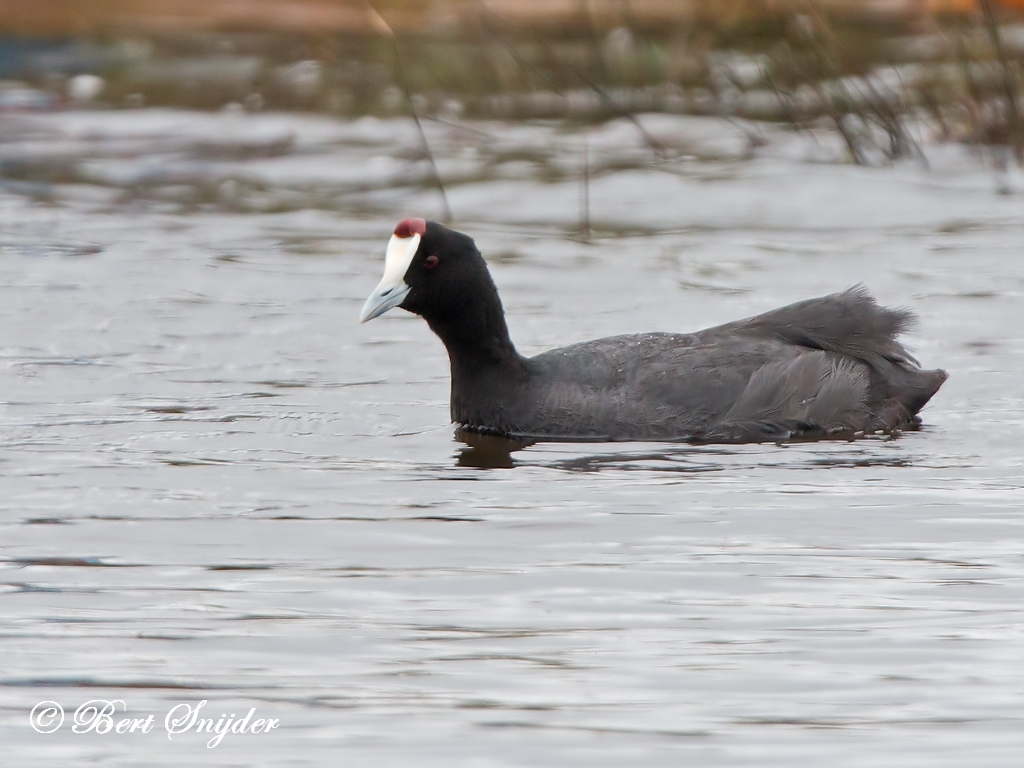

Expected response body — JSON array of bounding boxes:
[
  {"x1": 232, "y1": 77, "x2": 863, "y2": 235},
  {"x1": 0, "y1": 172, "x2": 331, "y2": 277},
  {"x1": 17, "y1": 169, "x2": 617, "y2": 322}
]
[
  {"x1": 425, "y1": 287, "x2": 530, "y2": 423},
  {"x1": 427, "y1": 288, "x2": 525, "y2": 376}
]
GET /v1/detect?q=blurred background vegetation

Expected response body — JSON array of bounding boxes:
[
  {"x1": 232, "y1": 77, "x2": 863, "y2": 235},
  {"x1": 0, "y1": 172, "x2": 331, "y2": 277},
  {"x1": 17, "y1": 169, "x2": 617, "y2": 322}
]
[{"x1": 2, "y1": 1, "x2": 1024, "y2": 162}]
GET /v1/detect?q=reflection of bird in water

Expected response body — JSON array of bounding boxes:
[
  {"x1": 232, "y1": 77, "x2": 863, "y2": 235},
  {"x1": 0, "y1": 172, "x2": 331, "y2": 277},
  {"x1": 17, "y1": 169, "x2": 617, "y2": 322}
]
[{"x1": 455, "y1": 429, "x2": 531, "y2": 469}]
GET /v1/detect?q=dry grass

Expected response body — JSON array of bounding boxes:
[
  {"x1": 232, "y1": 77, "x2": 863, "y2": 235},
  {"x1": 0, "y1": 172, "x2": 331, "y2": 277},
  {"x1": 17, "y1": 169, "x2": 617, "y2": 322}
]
[
  {"x1": 3, "y1": 1, "x2": 1024, "y2": 165},
  {"x1": 5, "y1": 0, "x2": 1022, "y2": 37}
]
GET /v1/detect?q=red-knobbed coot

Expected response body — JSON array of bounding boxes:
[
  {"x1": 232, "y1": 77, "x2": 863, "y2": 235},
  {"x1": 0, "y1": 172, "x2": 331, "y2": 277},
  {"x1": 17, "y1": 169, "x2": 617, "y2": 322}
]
[{"x1": 360, "y1": 219, "x2": 947, "y2": 442}]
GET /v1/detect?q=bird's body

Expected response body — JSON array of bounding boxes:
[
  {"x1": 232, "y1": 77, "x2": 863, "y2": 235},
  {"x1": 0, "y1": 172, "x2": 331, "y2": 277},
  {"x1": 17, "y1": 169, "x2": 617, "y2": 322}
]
[{"x1": 361, "y1": 219, "x2": 946, "y2": 443}]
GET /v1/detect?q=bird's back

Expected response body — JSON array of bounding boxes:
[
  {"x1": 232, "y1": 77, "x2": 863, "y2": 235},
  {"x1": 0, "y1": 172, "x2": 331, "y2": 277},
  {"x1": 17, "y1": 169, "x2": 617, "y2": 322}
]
[{"x1": 506, "y1": 287, "x2": 946, "y2": 441}]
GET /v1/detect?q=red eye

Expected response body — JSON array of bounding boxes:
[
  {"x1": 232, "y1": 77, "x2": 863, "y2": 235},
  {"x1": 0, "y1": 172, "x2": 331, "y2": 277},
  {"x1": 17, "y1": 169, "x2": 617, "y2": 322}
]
[{"x1": 423, "y1": 254, "x2": 440, "y2": 269}]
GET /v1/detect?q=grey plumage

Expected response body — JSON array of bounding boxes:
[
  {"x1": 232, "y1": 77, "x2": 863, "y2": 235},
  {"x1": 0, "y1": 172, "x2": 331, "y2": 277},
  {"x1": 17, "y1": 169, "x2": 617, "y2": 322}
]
[
  {"x1": 457, "y1": 288, "x2": 946, "y2": 442},
  {"x1": 365, "y1": 221, "x2": 947, "y2": 443}
]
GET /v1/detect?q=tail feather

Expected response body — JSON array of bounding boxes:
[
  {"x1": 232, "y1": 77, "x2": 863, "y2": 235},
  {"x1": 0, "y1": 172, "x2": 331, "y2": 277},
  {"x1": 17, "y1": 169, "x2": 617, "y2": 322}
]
[{"x1": 871, "y1": 367, "x2": 948, "y2": 430}]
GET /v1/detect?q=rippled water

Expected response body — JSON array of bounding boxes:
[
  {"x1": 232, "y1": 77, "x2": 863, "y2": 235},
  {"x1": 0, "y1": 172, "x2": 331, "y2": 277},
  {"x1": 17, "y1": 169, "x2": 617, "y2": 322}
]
[{"x1": 1, "y1": 110, "x2": 1023, "y2": 766}]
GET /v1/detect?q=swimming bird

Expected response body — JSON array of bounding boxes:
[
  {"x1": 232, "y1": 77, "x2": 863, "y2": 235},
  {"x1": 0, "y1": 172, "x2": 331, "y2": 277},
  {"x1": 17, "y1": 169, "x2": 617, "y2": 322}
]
[{"x1": 360, "y1": 218, "x2": 946, "y2": 442}]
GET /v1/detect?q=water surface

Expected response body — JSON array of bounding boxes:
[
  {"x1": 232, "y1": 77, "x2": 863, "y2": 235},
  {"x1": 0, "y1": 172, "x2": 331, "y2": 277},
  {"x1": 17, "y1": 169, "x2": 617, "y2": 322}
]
[{"x1": 1, "y1": 110, "x2": 1022, "y2": 766}]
